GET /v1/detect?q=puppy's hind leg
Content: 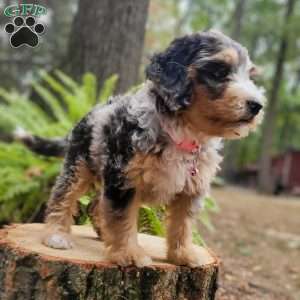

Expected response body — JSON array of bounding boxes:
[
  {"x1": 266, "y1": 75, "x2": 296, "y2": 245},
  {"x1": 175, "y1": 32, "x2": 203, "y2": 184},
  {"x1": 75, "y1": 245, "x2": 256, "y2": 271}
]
[{"x1": 43, "y1": 159, "x2": 93, "y2": 249}]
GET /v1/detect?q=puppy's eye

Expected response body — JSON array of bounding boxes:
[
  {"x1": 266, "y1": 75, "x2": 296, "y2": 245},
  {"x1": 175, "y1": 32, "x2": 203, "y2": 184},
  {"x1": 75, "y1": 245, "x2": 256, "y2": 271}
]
[
  {"x1": 214, "y1": 66, "x2": 230, "y2": 80},
  {"x1": 197, "y1": 61, "x2": 231, "y2": 83}
]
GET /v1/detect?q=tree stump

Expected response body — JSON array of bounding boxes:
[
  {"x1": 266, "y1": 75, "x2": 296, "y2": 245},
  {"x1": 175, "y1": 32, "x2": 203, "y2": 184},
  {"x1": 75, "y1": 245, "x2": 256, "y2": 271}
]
[{"x1": 0, "y1": 224, "x2": 219, "y2": 300}]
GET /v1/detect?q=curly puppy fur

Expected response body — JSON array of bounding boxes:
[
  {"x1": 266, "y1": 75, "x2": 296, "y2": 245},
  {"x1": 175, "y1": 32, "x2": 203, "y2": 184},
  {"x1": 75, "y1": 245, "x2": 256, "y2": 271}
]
[{"x1": 21, "y1": 30, "x2": 266, "y2": 267}]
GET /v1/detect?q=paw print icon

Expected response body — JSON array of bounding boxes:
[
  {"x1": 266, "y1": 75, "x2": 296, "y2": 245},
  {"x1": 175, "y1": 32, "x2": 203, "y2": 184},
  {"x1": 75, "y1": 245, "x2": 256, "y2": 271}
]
[{"x1": 5, "y1": 16, "x2": 45, "y2": 48}]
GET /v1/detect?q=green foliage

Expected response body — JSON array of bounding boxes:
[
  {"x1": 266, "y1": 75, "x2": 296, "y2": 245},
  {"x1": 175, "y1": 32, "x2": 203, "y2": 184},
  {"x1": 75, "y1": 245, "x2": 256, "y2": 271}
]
[
  {"x1": 0, "y1": 71, "x2": 117, "y2": 223},
  {"x1": 193, "y1": 196, "x2": 220, "y2": 246},
  {"x1": 198, "y1": 197, "x2": 219, "y2": 232},
  {"x1": 98, "y1": 75, "x2": 119, "y2": 103},
  {"x1": 137, "y1": 197, "x2": 220, "y2": 247},
  {"x1": 139, "y1": 206, "x2": 166, "y2": 237},
  {"x1": 0, "y1": 142, "x2": 59, "y2": 222}
]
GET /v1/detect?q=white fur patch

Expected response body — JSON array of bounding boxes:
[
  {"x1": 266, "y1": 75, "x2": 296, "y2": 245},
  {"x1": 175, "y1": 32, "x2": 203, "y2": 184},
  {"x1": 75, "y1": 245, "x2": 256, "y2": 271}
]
[{"x1": 43, "y1": 233, "x2": 74, "y2": 249}]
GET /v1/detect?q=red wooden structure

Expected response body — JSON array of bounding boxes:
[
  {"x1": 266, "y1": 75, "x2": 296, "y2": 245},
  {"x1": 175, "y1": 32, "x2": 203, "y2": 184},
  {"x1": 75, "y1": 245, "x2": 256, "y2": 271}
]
[
  {"x1": 272, "y1": 150, "x2": 300, "y2": 194},
  {"x1": 236, "y1": 149, "x2": 300, "y2": 194}
]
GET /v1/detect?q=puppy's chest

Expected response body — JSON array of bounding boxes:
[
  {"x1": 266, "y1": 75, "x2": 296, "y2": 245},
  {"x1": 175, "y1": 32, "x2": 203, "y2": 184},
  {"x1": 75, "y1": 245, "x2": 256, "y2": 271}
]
[{"x1": 126, "y1": 145, "x2": 221, "y2": 204}]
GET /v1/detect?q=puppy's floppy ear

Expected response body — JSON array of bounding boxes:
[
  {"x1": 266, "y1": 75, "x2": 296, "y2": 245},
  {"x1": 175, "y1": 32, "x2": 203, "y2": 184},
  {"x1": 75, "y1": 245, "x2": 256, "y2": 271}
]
[{"x1": 146, "y1": 36, "x2": 197, "y2": 113}]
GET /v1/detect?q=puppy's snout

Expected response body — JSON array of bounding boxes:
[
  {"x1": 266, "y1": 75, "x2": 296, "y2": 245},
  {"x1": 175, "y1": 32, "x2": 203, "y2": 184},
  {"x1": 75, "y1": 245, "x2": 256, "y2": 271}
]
[{"x1": 247, "y1": 100, "x2": 263, "y2": 116}]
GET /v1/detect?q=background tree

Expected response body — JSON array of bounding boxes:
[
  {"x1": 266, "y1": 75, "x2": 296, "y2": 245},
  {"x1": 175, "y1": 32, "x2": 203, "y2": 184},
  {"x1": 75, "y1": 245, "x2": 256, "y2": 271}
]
[
  {"x1": 67, "y1": 0, "x2": 150, "y2": 93},
  {"x1": 258, "y1": 0, "x2": 296, "y2": 193}
]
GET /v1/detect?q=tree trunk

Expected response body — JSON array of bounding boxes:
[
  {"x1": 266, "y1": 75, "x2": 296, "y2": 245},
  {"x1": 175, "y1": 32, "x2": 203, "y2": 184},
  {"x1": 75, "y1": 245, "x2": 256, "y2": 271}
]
[
  {"x1": 222, "y1": 0, "x2": 247, "y2": 180},
  {"x1": 0, "y1": 224, "x2": 219, "y2": 300},
  {"x1": 279, "y1": 68, "x2": 300, "y2": 151},
  {"x1": 231, "y1": 0, "x2": 247, "y2": 40},
  {"x1": 66, "y1": 0, "x2": 150, "y2": 94},
  {"x1": 258, "y1": 0, "x2": 296, "y2": 193}
]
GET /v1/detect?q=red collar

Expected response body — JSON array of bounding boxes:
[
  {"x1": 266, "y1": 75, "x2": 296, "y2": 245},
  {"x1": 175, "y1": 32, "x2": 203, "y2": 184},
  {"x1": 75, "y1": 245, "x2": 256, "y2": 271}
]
[
  {"x1": 160, "y1": 121, "x2": 200, "y2": 176},
  {"x1": 174, "y1": 139, "x2": 200, "y2": 153},
  {"x1": 162, "y1": 126, "x2": 200, "y2": 153},
  {"x1": 171, "y1": 137, "x2": 200, "y2": 176},
  {"x1": 159, "y1": 118, "x2": 200, "y2": 154}
]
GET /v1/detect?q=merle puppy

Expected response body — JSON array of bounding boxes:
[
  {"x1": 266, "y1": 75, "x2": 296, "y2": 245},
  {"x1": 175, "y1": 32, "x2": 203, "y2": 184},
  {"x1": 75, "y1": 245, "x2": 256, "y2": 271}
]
[{"x1": 20, "y1": 30, "x2": 265, "y2": 267}]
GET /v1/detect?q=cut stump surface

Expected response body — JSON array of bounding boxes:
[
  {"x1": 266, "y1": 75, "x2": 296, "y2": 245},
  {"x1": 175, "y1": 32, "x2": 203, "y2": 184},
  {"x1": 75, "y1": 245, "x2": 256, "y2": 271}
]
[{"x1": 0, "y1": 224, "x2": 219, "y2": 300}]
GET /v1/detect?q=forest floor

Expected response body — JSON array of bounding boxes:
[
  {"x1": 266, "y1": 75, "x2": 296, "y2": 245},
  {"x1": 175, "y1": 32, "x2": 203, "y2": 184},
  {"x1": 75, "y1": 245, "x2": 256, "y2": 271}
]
[{"x1": 200, "y1": 186, "x2": 300, "y2": 300}]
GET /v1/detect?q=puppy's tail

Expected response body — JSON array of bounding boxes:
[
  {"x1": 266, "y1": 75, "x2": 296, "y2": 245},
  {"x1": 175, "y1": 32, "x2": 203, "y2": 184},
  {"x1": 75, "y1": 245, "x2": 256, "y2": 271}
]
[{"x1": 14, "y1": 127, "x2": 68, "y2": 157}]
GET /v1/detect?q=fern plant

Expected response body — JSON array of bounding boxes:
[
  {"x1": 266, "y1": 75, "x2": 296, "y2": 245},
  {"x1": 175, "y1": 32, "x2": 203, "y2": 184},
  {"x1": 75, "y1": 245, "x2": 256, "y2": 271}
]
[
  {"x1": 0, "y1": 70, "x2": 218, "y2": 246},
  {"x1": 0, "y1": 71, "x2": 117, "y2": 224}
]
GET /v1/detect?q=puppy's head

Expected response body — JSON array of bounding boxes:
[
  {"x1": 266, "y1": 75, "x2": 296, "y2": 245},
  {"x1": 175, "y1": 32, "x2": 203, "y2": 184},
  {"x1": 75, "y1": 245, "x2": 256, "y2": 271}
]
[{"x1": 146, "y1": 30, "x2": 266, "y2": 139}]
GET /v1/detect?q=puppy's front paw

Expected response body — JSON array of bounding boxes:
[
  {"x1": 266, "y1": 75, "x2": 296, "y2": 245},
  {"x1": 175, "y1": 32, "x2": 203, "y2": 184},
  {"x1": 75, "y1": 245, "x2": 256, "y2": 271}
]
[
  {"x1": 43, "y1": 232, "x2": 74, "y2": 249},
  {"x1": 106, "y1": 245, "x2": 152, "y2": 267},
  {"x1": 168, "y1": 246, "x2": 202, "y2": 267}
]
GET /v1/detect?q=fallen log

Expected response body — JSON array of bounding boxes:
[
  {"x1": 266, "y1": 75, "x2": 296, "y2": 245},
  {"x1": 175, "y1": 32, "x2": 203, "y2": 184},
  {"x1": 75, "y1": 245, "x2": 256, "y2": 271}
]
[{"x1": 0, "y1": 223, "x2": 219, "y2": 300}]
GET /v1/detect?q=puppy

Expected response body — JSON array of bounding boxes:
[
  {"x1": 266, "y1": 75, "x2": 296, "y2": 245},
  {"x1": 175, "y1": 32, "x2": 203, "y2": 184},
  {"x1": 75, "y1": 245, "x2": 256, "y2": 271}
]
[{"x1": 20, "y1": 30, "x2": 265, "y2": 267}]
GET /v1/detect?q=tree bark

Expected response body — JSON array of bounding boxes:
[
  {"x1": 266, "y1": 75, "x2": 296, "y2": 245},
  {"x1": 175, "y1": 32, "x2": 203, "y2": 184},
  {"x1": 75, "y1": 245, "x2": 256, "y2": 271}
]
[
  {"x1": 66, "y1": 0, "x2": 150, "y2": 94},
  {"x1": 279, "y1": 68, "x2": 300, "y2": 151},
  {"x1": 0, "y1": 224, "x2": 219, "y2": 300},
  {"x1": 231, "y1": 0, "x2": 247, "y2": 41},
  {"x1": 258, "y1": 0, "x2": 296, "y2": 193}
]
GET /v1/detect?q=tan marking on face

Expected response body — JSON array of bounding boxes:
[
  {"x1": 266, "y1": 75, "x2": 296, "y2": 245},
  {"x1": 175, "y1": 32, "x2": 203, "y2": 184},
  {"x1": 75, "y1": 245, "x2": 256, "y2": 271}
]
[
  {"x1": 183, "y1": 86, "x2": 241, "y2": 133},
  {"x1": 212, "y1": 47, "x2": 239, "y2": 65},
  {"x1": 182, "y1": 83, "x2": 263, "y2": 139}
]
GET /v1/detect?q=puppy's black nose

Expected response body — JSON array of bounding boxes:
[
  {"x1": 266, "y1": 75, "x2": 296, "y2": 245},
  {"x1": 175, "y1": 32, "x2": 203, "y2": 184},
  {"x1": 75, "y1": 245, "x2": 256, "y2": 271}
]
[{"x1": 247, "y1": 100, "x2": 263, "y2": 115}]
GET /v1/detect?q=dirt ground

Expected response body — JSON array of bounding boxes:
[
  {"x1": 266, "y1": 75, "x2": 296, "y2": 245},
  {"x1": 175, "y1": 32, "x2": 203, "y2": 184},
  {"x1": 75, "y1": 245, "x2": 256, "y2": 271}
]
[{"x1": 200, "y1": 186, "x2": 300, "y2": 300}]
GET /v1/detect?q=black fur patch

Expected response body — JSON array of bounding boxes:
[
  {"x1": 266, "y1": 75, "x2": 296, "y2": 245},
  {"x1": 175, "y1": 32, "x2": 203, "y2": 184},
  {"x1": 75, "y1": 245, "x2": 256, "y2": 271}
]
[
  {"x1": 103, "y1": 107, "x2": 138, "y2": 211},
  {"x1": 65, "y1": 115, "x2": 93, "y2": 171},
  {"x1": 20, "y1": 135, "x2": 67, "y2": 157}
]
